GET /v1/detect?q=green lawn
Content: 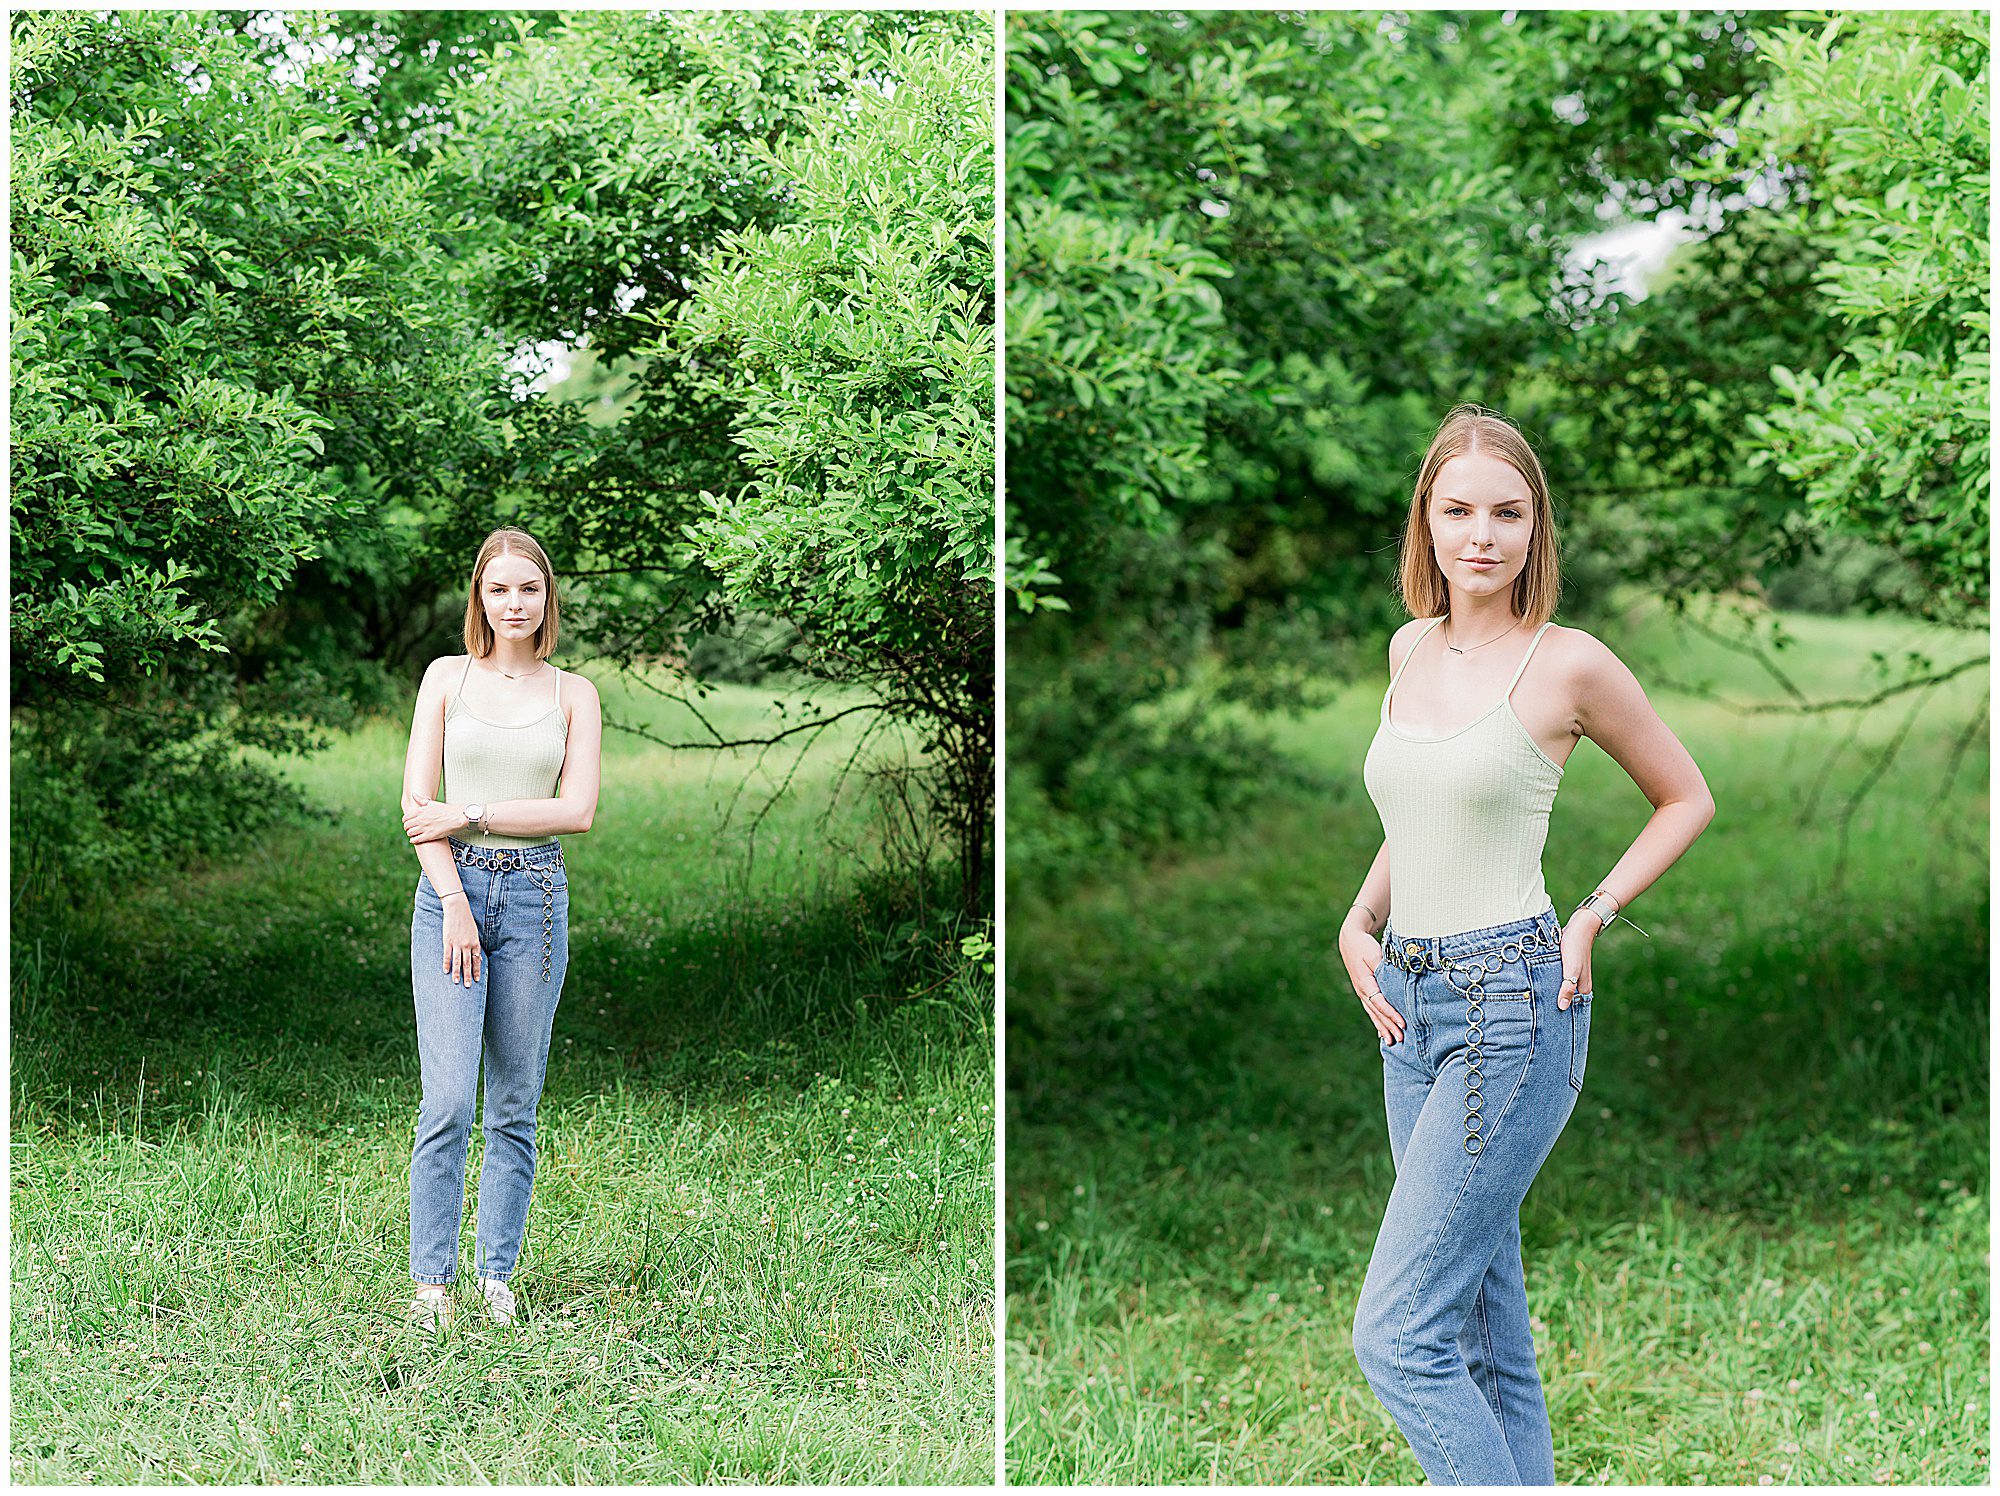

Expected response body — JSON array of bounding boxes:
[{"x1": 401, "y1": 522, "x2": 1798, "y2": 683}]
[
  {"x1": 13, "y1": 673, "x2": 995, "y2": 1484},
  {"x1": 1005, "y1": 603, "x2": 1988, "y2": 1485}
]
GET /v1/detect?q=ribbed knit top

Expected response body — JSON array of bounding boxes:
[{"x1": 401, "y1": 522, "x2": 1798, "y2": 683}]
[
  {"x1": 1361, "y1": 617, "x2": 1563, "y2": 937},
  {"x1": 441, "y1": 656, "x2": 568, "y2": 849}
]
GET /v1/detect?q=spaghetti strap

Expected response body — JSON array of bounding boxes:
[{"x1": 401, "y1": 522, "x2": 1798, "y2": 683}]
[
  {"x1": 550, "y1": 662, "x2": 562, "y2": 708},
  {"x1": 1502, "y1": 621, "x2": 1556, "y2": 701},
  {"x1": 446, "y1": 655, "x2": 474, "y2": 718},
  {"x1": 1383, "y1": 616, "x2": 1448, "y2": 717}
]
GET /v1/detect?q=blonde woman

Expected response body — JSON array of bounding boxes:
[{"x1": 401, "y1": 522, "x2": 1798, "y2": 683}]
[
  {"x1": 399, "y1": 527, "x2": 602, "y2": 1330},
  {"x1": 1342, "y1": 406, "x2": 1714, "y2": 1483}
]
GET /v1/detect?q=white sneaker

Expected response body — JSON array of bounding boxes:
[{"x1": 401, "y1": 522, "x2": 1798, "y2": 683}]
[
  {"x1": 410, "y1": 1285, "x2": 453, "y2": 1333},
  {"x1": 478, "y1": 1276, "x2": 517, "y2": 1326}
]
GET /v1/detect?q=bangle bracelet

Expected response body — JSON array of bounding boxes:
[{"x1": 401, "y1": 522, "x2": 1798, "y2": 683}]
[
  {"x1": 1574, "y1": 890, "x2": 1651, "y2": 939},
  {"x1": 441, "y1": 889, "x2": 467, "y2": 902},
  {"x1": 1350, "y1": 901, "x2": 1380, "y2": 927}
]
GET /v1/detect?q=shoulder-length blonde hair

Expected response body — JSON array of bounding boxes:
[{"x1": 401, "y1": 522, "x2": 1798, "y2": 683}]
[
  {"x1": 462, "y1": 526, "x2": 561, "y2": 660},
  {"x1": 1396, "y1": 404, "x2": 1561, "y2": 628}
]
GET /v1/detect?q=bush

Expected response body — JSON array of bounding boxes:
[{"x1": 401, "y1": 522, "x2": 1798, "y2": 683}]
[{"x1": 1006, "y1": 708, "x2": 1325, "y2": 904}]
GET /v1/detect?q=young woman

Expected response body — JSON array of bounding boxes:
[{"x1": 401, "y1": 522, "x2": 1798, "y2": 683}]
[
  {"x1": 398, "y1": 526, "x2": 602, "y2": 1330},
  {"x1": 1341, "y1": 406, "x2": 1714, "y2": 1484}
]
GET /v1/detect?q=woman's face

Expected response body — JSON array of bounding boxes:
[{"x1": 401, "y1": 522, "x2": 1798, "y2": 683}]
[
  {"x1": 1427, "y1": 453, "x2": 1535, "y2": 605},
  {"x1": 479, "y1": 550, "x2": 549, "y2": 648}
]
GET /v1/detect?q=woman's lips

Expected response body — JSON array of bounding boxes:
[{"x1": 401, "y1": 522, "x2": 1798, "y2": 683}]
[{"x1": 1463, "y1": 559, "x2": 1500, "y2": 569}]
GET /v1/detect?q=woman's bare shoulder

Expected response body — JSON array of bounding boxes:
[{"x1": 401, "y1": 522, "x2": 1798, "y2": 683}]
[
  {"x1": 417, "y1": 654, "x2": 471, "y2": 694},
  {"x1": 1543, "y1": 624, "x2": 1639, "y2": 693},
  {"x1": 1544, "y1": 623, "x2": 1618, "y2": 661},
  {"x1": 1387, "y1": 615, "x2": 1438, "y2": 676}
]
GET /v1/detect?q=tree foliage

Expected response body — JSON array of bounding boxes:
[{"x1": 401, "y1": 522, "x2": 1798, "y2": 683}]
[
  {"x1": 674, "y1": 25, "x2": 996, "y2": 900},
  {"x1": 1721, "y1": 10, "x2": 1988, "y2": 624},
  {"x1": 432, "y1": 10, "x2": 995, "y2": 904},
  {"x1": 10, "y1": 9, "x2": 506, "y2": 905}
]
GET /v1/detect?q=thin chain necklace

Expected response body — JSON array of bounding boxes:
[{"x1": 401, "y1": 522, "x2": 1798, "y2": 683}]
[
  {"x1": 488, "y1": 658, "x2": 546, "y2": 681},
  {"x1": 1443, "y1": 617, "x2": 1523, "y2": 655}
]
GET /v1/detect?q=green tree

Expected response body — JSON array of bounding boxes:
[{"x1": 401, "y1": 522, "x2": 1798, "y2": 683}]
[
  {"x1": 435, "y1": 10, "x2": 996, "y2": 904},
  {"x1": 1720, "y1": 10, "x2": 1988, "y2": 624},
  {"x1": 10, "y1": 9, "x2": 504, "y2": 906},
  {"x1": 674, "y1": 26, "x2": 996, "y2": 905}
]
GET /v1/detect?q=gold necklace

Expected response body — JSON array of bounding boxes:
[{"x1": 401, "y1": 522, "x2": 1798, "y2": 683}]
[{"x1": 1443, "y1": 618, "x2": 1522, "y2": 655}]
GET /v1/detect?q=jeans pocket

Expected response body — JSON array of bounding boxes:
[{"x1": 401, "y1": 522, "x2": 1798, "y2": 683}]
[{"x1": 1568, "y1": 994, "x2": 1592, "y2": 1092}]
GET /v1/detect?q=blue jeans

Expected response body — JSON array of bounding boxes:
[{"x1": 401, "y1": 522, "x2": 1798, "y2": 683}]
[
  {"x1": 1351, "y1": 907, "x2": 1591, "y2": 1486},
  {"x1": 409, "y1": 839, "x2": 570, "y2": 1285}
]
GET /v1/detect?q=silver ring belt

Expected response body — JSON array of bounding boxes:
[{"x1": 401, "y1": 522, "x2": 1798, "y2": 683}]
[
  {"x1": 1381, "y1": 924, "x2": 1554, "y2": 974},
  {"x1": 446, "y1": 837, "x2": 563, "y2": 873}
]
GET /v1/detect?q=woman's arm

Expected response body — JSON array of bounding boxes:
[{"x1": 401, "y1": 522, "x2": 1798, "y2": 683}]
[
  {"x1": 1570, "y1": 631, "x2": 1717, "y2": 922},
  {"x1": 1340, "y1": 618, "x2": 1430, "y2": 1043},
  {"x1": 1553, "y1": 630, "x2": 1716, "y2": 1008},
  {"x1": 402, "y1": 658, "x2": 466, "y2": 896},
  {"x1": 1342, "y1": 839, "x2": 1390, "y2": 941},
  {"x1": 467, "y1": 671, "x2": 604, "y2": 839}
]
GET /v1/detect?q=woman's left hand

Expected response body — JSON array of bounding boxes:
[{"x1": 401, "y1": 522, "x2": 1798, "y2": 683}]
[
  {"x1": 403, "y1": 795, "x2": 467, "y2": 845},
  {"x1": 1557, "y1": 913, "x2": 1598, "y2": 1010}
]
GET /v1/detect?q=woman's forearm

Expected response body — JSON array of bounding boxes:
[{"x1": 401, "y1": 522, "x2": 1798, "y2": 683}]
[
  {"x1": 402, "y1": 793, "x2": 465, "y2": 896},
  {"x1": 1582, "y1": 795, "x2": 1715, "y2": 920},
  {"x1": 481, "y1": 796, "x2": 595, "y2": 838},
  {"x1": 1344, "y1": 841, "x2": 1391, "y2": 939}
]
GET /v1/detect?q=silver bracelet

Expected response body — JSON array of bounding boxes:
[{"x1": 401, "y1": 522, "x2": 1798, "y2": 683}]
[
  {"x1": 1574, "y1": 889, "x2": 1649, "y2": 938},
  {"x1": 1349, "y1": 900, "x2": 1381, "y2": 929}
]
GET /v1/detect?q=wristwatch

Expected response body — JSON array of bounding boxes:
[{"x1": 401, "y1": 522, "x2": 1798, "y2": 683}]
[{"x1": 462, "y1": 803, "x2": 486, "y2": 835}]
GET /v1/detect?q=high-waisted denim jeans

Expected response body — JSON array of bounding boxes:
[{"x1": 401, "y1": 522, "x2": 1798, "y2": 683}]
[
  {"x1": 409, "y1": 838, "x2": 570, "y2": 1285},
  {"x1": 1351, "y1": 906, "x2": 1591, "y2": 1486}
]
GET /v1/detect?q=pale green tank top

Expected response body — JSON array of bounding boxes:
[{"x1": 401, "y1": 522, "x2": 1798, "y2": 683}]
[
  {"x1": 1360, "y1": 617, "x2": 1563, "y2": 936},
  {"x1": 440, "y1": 656, "x2": 569, "y2": 849}
]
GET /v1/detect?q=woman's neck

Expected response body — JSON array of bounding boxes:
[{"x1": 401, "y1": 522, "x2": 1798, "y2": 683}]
[
  {"x1": 481, "y1": 643, "x2": 544, "y2": 678},
  {"x1": 1443, "y1": 588, "x2": 1523, "y2": 644}
]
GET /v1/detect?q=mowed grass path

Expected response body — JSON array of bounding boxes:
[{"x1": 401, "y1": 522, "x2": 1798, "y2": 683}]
[
  {"x1": 14, "y1": 673, "x2": 994, "y2": 1484},
  {"x1": 1005, "y1": 604, "x2": 1987, "y2": 1485}
]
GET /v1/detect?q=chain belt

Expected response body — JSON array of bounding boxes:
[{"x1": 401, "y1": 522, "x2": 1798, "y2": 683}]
[
  {"x1": 448, "y1": 839, "x2": 564, "y2": 984},
  {"x1": 1383, "y1": 926, "x2": 1554, "y2": 1156}
]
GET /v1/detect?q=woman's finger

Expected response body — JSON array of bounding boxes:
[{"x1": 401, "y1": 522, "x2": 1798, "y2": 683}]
[
  {"x1": 1366, "y1": 996, "x2": 1399, "y2": 1042},
  {"x1": 1361, "y1": 997, "x2": 1387, "y2": 1043},
  {"x1": 1363, "y1": 991, "x2": 1404, "y2": 1043}
]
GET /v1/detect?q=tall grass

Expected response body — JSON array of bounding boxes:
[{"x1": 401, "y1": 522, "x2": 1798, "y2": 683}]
[
  {"x1": 13, "y1": 675, "x2": 995, "y2": 1484},
  {"x1": 1005, "y1": 603, "x2": 1988, "y2": 1485}
]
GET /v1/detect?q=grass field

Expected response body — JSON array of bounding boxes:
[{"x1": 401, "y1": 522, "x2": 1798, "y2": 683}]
[
  {"x1": 1004, "y1": 602, "x2": 1988, "y2": 1485},
  {"x1": 12, "y1": 671, "x2": 995, "y2": 1484}
]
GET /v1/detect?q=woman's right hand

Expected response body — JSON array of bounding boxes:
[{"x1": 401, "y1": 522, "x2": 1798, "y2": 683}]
[
  {"x1": 442, "y1": 897, "x2": 484, "y2": 986},
  {"x1": 1341, "y1": 926, "x2": 1404, "y2": 1046}
]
